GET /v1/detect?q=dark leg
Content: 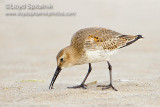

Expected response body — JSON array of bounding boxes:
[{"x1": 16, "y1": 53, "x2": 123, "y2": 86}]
[
  {"x1": 97, "y1": 61, "x2": 117, "y2": 91},
  {"x1": 68, "y1": 63, "x2": 92, "y2": 89}
]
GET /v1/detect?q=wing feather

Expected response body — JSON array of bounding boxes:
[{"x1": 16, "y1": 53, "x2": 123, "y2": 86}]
[{"x1": 70, "y1": 27, "x2": 140, "y2": 51}]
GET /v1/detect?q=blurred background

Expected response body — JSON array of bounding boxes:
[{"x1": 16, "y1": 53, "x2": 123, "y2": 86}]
[{"x1": 0, "y1": 0, "x2": 160, "y2": 106}]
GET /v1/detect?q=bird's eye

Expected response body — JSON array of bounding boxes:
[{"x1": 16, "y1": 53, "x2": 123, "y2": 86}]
[{"x1": 60, "y1": 58, "x2": 64, "y2": 62}]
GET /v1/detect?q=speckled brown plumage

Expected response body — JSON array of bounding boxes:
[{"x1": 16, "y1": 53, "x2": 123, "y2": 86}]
[{"x1": 71, "y1": 27, "x2": 139, "y2": 51}]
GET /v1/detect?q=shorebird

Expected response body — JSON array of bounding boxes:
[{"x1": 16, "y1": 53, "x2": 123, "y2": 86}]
[{"x1": 49, "y1": 27, "x2": 143, "y2": 91}]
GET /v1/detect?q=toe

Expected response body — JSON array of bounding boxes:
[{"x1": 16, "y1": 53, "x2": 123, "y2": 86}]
[{"x1": 67, "y1": 84, "x2": 87, "y2": 89}]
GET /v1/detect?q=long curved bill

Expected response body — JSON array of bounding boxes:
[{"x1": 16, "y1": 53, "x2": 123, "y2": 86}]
[{"x1": 49, "y1": 66, "x2": 62, "y2": 89}]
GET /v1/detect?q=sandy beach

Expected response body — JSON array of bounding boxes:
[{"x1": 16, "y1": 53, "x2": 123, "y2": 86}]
[{"x1": 0, "y1": 0, "x2": 160, "y2": 106}]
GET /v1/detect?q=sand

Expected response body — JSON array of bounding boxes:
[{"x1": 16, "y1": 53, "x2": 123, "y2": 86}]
[{"x1": 0, "y1": 0, "x2": 160, "y2": 107}]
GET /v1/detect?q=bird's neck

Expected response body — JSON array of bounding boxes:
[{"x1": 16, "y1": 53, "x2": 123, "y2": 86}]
[{"x1": 65, "y1": 46, "x2": 85, "y2": 66}]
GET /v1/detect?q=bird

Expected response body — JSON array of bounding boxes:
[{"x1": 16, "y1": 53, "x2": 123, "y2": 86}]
[{"x1": 49, "y1": 27, "x2": 143, "y2": 91}]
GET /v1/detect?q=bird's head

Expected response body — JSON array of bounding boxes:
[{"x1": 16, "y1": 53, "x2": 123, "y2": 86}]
[
  {"x1": 49, "y1": 46, "x2": 77, "y2": 89},
  {"x1": 56, "y1": 47, "x2": 72, "y2": 68}
]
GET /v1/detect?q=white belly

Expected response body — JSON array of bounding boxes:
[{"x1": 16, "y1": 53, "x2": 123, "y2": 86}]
[{"x1": 86, "y1": 50, "x2": 117, "y2": 63}]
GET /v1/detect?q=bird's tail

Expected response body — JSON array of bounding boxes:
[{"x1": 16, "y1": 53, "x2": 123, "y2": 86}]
[{"x1": 119, "y1": 35, "x2": 143, "y2": 48}]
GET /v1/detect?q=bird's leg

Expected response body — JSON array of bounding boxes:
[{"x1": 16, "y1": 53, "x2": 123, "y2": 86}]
[
  {"x1": 68, "y1": 63, "x2": 92, "y2": 89},
  {"x1": 97, "y1": 61, "x2": 117, "y2": 91}
]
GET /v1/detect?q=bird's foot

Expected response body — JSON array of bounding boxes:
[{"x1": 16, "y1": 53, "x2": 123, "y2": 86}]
[
  {"x1": 97, "y1": 84, "x2": 118, "y2": 91},
  {"x1": 68, "y1": 83, "x2": 87, "y2": 89}
]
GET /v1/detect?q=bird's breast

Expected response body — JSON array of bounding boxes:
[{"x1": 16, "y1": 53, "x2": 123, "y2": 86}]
[{"x1": 85, "y1": 49, "x2": 117, "y2": 63}]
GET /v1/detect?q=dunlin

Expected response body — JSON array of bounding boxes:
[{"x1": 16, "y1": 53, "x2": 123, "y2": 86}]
[{"x1": 49, "y1": 27, "x2": 143, "y2": 91}]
